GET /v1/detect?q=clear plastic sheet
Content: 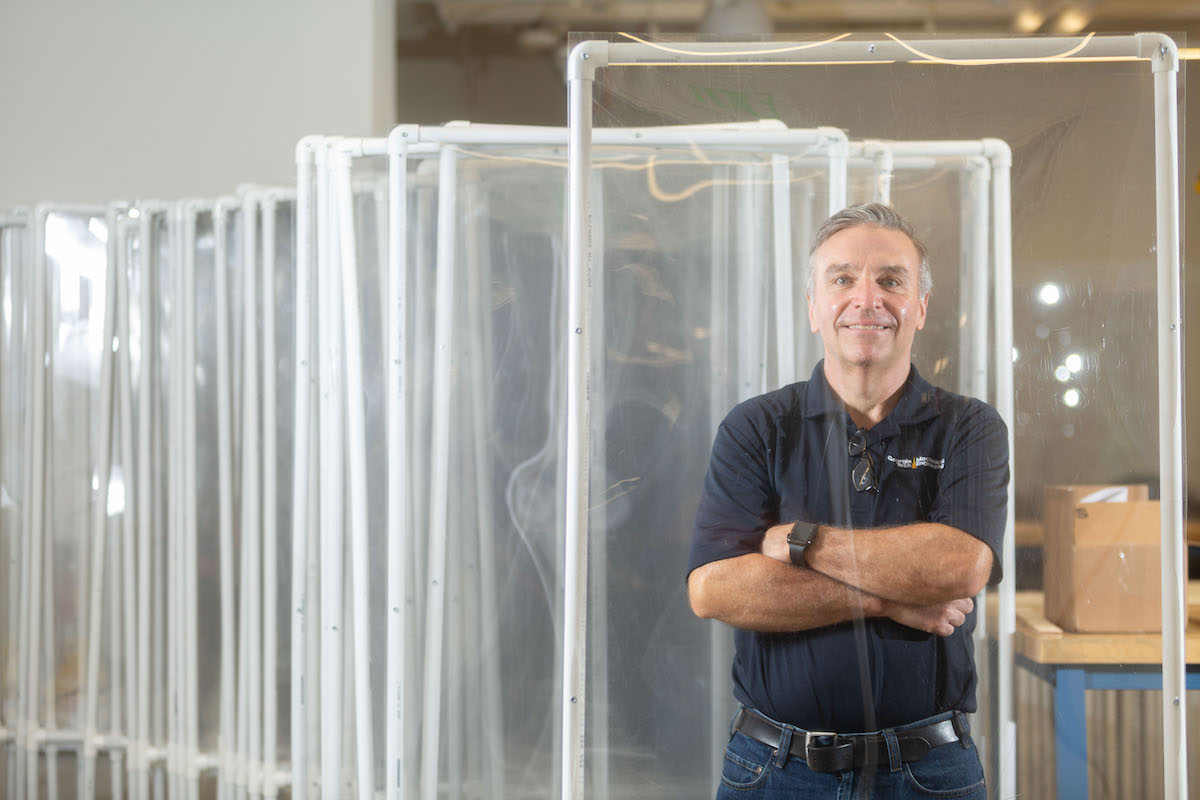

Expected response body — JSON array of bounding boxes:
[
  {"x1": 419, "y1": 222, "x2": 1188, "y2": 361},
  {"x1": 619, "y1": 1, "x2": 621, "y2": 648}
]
[
  {"x1": 267, "y1": 195, "x2": 297, "y2": 770},
  {"x1": 0, "y1": 218, "x2": 28, "y2": 742},
  {"x1": 43, "y1": 209, "x2": 108, "y2": 732},
  {"x1": 564, "y1": 32, "x2": 1182, "y2": 800}
]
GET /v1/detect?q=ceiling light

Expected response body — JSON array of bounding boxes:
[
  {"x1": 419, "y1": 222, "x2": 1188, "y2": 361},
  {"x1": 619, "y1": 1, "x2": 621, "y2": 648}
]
[
  {"x1": 1063, "y1": 388, "x2": 1081, "y2": 407},
  {"x1": 1013, "y1": 8, "x2": 1044, "y2": 33},
  {"x1": 1065, "y1": 352, "x2": 1083, "y2": 373},
  {"x1": 1053, "y1": 6, "x2": 1093, "y2": 34},
  {"x1": 1037, "y1": 283, "x2": 1062, "y2": 306}
]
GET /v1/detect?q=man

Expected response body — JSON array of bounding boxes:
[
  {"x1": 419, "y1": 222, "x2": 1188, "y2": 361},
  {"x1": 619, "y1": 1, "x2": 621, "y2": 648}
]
[{"x1": 687, "y1": 203, "x2": 1008, "y2": 799}]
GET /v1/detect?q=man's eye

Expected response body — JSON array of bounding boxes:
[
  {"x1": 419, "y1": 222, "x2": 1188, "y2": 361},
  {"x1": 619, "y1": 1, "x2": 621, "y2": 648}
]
[
  {"x1": 834, "y1": 276, "x2": 851, "y2": 285},
  {"x1": 880, "y1": 278, "x2": 900, "y2": 288}
]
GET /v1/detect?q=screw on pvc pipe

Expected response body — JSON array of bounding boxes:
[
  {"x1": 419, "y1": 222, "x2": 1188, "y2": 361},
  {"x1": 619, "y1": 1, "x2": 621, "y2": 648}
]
[{"x1": 575, "y1": 327, "x2": 582, "y2": 334}]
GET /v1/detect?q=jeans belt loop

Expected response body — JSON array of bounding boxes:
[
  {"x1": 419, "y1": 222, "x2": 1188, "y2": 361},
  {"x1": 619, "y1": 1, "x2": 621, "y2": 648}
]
[
  {"x1": 775, "y1": 725, "x2": 793, "y2": 769},
  {"x1": 882, "y1": 727, "x2": 902, "y2": 773}
]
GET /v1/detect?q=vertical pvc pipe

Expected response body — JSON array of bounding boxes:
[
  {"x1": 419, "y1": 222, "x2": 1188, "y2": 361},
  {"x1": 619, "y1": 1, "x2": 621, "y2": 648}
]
[
  {"x1": 213, "y1": 200, "x2": 237, "y2": 800},
  {"x1": 736, "y1": 165, "x2": 765, "y2": 399},
  {"x1": 261, "y1": 194, "x2": 279, "y2": 800},
  {"x1": 82, "y1": 206, "x2": 120, "y2": 800},
  {"x1": 1148, "y1": 38, "x2": 1187, "y2": 800},
  {"x1": 152, "y1": 210, "x2": 169, "y2": 796},
  {"x1": 968, "y1": 161, "x2": 990, "y2": 401},
  {"x1": 13, "y1": 215, "x2": 32, "y2": 800},
  {"x1": 291, "y1": 140, "x2": 319, "y2": 800},
  {"x1": 167, "y1": 204, "x2": 184, "y2": 800},
  {"x1": 240, "y1": 194, "x2": 263, "y2": 800},
  {"x1": 115, "y1": 212, "x2": 139, "y2": 800},
  {"x1": 108, "y1": 527, "x2": 121, "y2": 786},
  {"x1": 384, "y1": 129, "x2": 411, "y2": 800},
  {"x1": 824, "y1": 131, "x2": 848, "y2": 214},
  {"x1": 771, "y1": 154, "x2": 795, "y2": 386},
  {"x1": 182, "y1": 204, "x2": 201, "y2": 800},
  {"x1": 2, "y1": 217, "x2": 28, "y2": 800},
  {"x1": 407, "y1": 163, "x2": 435, "y2": 800},
  {"x1": 233, "y1": 202, "x2": 251, "y2": 800},
  {"x1": 0, "y1": 218, "x2": 25, "y2": 800},
  {"x1": 869, "y1": 143, "x2": 893, "y2": 204},
  {"x1": 795, "y1": 182, "x2": 817, "y2": 373},
  {"x1": 133, "y1": 207, "x2": 158, "y2": 800},
  {"x1": 333, "y1": 145, "x2": 378, "y2": 800},
  {"x1": 955, "y1": 171, "x2": 973, "y2": 397},
  {"x1": 23, "y1": 210, "x2": 49, "y2": 800},
  {"x1": 982, "y1": 139, "x2": 1016, "y2": 800},
  {"x1": 316, "y1": 140, "x2": 347, "y2": 800},
  {"x1": 563, "y1": 44, "x2": 604, "y2": 800},
  {"x1": 706, "y1": 169, "x2": 733, "y2": 792},
  {"x1": 420, "y1": 145, "x2": 458, "y2": 800}
]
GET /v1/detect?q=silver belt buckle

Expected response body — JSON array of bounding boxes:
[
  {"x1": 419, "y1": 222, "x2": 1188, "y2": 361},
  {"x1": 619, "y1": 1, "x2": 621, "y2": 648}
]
[{"x1": 804, "y1": 730, "x2": 838, "y2": 756}]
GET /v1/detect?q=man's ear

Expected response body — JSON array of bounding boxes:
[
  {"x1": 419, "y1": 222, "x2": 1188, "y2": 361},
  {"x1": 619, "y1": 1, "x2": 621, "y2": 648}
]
[
  {"x1": 807, "y1": 291, "x2": 818, "y2": 333},
  {"x1": 915, "y1": 292, "x2": 929, "y2": 331}
]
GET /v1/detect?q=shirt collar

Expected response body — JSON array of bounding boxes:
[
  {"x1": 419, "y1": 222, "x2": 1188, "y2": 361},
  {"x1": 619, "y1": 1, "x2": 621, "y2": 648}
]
[{"x1": 804, "y1": 359, "x2": 942, "y2": 429}]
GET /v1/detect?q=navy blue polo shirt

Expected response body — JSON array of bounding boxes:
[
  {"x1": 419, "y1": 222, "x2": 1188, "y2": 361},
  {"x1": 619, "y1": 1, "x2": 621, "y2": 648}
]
[{"x1": 688, "y1": 360, "x2": 1008, "y2": 732}]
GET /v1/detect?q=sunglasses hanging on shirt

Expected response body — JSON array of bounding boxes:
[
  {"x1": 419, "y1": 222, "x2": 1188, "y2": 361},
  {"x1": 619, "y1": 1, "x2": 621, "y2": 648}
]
[{"x1": 848, "y1": 428, "x2": 877, "y2": 493}]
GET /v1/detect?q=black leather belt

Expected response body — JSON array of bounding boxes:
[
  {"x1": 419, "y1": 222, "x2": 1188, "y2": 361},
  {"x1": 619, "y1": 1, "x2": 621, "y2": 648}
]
[{"x1": 731, "y1": 708, "x2": 965, "y2": 773}]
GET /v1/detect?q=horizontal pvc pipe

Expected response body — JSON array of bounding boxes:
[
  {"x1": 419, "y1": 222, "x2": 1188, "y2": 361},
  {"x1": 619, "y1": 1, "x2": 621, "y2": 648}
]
[
  {"x1": 571, "y1": 33, "x2": 1170, "y2": 74},
  {"x1": 398, "y1": 121, "x2": 845, "y2": 151}
]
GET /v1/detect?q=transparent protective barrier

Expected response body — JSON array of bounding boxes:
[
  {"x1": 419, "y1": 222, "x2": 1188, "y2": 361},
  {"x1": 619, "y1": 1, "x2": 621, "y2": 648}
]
[
  {"x1": 0, "y1": 215, "x2": 29, "y2": 797},
  {"x1": 565, "y1": 33, "x2": 1184, "y2": 800}
]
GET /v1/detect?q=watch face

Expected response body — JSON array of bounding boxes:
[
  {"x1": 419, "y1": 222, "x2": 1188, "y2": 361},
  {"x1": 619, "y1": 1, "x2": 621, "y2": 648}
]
[{"x1": 788, "y1": 523, "x2": 815, "y2": 547}]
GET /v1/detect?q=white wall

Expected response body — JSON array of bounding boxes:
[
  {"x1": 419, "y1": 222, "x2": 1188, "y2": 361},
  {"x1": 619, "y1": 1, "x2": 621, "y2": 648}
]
[{"x1": 0, "y1": 0, "x2": 396, "y2": 209}]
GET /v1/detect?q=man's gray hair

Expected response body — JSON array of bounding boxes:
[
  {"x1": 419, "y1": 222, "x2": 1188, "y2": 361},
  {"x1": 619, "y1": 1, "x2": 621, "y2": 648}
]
[{"x1": 805, "y1": 203, "x2": 932, "y2": 298}]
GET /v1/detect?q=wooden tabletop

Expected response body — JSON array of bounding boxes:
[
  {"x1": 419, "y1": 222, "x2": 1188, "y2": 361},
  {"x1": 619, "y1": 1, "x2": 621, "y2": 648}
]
[{"x1": 987, "y1": 588, "x2": 1200, "y2": 665}]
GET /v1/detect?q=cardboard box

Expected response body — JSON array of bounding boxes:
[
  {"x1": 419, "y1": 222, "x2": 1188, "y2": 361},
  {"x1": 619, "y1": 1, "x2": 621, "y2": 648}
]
[{"x1": 1042, "y1": 485, "x2": 1161, "y2": 633}]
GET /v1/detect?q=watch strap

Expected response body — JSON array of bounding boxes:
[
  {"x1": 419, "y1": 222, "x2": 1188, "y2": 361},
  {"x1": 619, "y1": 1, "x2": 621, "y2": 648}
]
[{"x1": 787, "y1": 521, "x2": 819, "y2": 566}]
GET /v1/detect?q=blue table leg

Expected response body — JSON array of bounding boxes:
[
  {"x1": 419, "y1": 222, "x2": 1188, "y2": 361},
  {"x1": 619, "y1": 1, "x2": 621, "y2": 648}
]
[{"x1": 1054, "y1": 667, "x2": 1088, "y2": 800}]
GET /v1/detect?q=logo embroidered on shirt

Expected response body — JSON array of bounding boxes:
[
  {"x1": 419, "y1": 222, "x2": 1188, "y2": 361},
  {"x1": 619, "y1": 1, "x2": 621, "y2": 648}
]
[{"x1": 885, "y1": 454, "x2": 945, "y2": 470}]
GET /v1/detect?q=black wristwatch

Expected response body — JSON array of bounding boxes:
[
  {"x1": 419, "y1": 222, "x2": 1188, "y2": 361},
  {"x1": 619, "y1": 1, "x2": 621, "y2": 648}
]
[{"x1": 787, "y1": 521, "x2": 820, "y2": 566}]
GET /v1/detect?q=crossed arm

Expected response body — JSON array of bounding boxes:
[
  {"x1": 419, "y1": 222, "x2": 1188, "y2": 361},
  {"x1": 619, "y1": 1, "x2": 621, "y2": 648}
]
[{"x1": 687, "y1": 521, "x2": 992, "y2": 636}]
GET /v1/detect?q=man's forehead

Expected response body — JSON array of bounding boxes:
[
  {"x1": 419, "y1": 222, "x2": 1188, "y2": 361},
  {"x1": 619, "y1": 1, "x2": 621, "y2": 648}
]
[{"x1": 813, "y1": 224, "x2": 920, "y2": 267}]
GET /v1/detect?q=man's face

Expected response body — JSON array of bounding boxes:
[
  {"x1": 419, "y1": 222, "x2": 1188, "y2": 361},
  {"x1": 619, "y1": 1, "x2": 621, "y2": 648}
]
[{"x1": 807, "y1": 224, "x2": 928, "y2": 372}]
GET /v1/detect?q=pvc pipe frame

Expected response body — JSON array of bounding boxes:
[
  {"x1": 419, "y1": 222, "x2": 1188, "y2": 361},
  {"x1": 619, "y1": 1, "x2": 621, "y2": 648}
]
[
  {"x1": 565, "y1": 33, "x2": 1184, "y2": 800},
  {"x1": 387, "y1": 120, "x2": 846, "y2": 800},
  {"x1": 331, "y1": 139, "x2": 384, "y2": 800}
]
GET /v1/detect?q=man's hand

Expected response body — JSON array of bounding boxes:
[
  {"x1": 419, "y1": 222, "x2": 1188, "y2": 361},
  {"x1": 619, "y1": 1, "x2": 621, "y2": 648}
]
[{"x1": 881, "y1": 596, "x2": 974, "y2": 637}]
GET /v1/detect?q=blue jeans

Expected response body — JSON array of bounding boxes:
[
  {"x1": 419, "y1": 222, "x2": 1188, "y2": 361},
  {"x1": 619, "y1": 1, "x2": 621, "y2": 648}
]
[{"x1": 715, "y1": 710, "x2": 986, "y2": 800}]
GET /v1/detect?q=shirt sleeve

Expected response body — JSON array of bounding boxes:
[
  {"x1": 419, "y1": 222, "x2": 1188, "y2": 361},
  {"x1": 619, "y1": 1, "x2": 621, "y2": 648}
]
[
  {"x1": 686, "y1": 407, "x2": 779, "y2": 581},
  {"x1": 929, "y1": 399, "x2": 1010, "y2": 585}
]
